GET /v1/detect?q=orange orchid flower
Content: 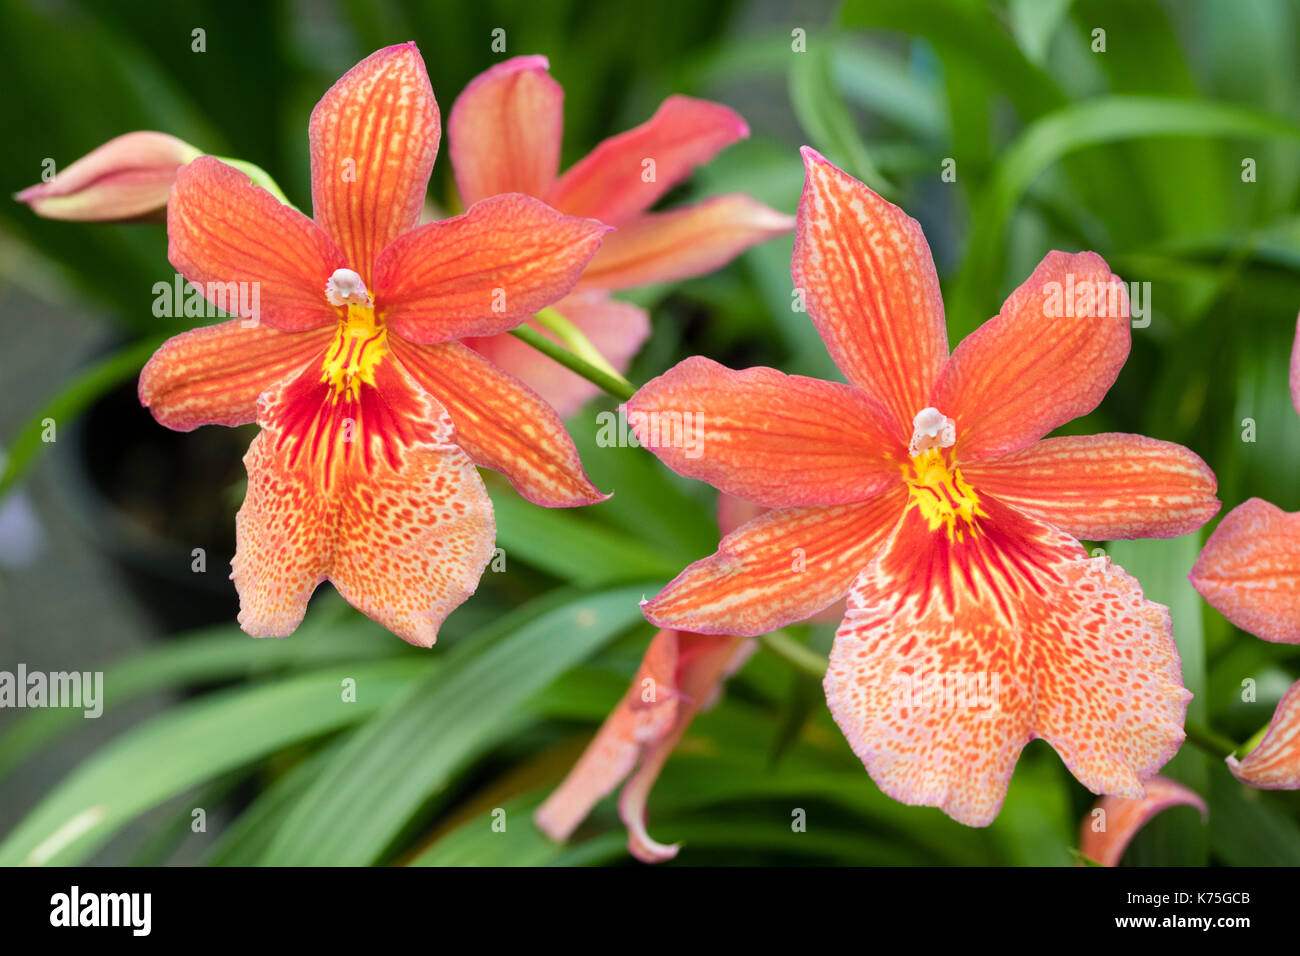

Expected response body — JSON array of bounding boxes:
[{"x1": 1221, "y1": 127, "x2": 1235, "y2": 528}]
[
  {"x1": 1189, "y1": 314, "x2": 1300, "y2": 789},
  {"x1": 446, "y1": 55, "x2": 795, "y2": 415},
  {"x1": 1077, "y1": 775, "x2": 1207, "y2": 866},
  {"x1": 137, "y1": 43, "x2": 612, "y2": 646},
  {"x1": 625, "y1": 148, "x2": 1222, "y2": 826}
]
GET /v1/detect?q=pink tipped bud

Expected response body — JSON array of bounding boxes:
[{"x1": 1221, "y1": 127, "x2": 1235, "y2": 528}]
[{"x1": 14, "y1": 131, "x2": 202, "y2": 223}]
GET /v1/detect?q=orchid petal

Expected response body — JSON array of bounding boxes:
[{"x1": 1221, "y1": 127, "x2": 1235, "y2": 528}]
[
  {"x1": 1227, "y1": 680, "x2": 1300, "y2": 789},
  {"x1": 233, "y1": 359, "x2": 494, "y2": 645},
  {"x1": 140, "y1": 319, "x2": 334, "y2": 431},
  {"x1": 1190, "y1": 497, "x2": 1300, "y2": 644},
  {"x1": 463, "y1": 291, "x2": 650, "y2": 418},
  {"x1": 962, "y1": 434, "x2": 1219, "y2": 540},
  {"x1": 390, "y1": 336, "x2": 607, "y2": 507},
  {"x1": 626, "y1": 356, "x2": 904, "y2": 508},
  {"x1": 308, "y1": 42, "x2": 440, "y2": 279},
  {"x1": 825, "y1": 496, "x2": 1188, "y2": 827},
  {"x1": 642, "y1": 487, "x2": 908, "y2": 637},
  {"x1": 576, "y1": 194, "x2": 794, "y2": 292},
  {"x1": 373, "y1": 193, "x2": 608, "y2": 343},
  {"x1": 1078, "y1": 776, "x2": 1207, "y2": 866},
  {"x1": 167, "y1": 157, "x2": 346, "y2": 331},
  {"x1": 449, "y1": 55, "x2": 563, "y2": 207},
  {"x1": 934, "y1": 251, "x2": 1130, "y2": 460},
  {"x1": 547, "y1": 95, "x2": 748, "y2": 225},
  {"x1": 791, "y1": 148, "x2": 948, "y2": 442}
]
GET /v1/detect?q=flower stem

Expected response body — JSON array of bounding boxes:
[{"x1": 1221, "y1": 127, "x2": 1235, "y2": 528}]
[
  {"x1": 533, "y1": 307, "x2": 630, "y2": 385},
  {"x1": 759, "y1": 631, "x2": 829, "y2": 679},
  {"x1": 509, "y1": 324, "x2": 636, "y2": 402},
  {"x1": 1183, "y1": 721, "x2": 1238, "y2": 760}
]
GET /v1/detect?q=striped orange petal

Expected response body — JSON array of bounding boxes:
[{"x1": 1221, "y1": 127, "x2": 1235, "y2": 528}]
[
  {"x1": 825, "y1": 494, "x2": 1188, "y2": 827},
  {"x1": 1227, "y1": 680, "x2": 1300, "y2": 789},
  {"x1": 167, "y1": 157, "x2": 346, "y2": 332},
  {"x1": 960, "y1": 433, "x2": 1219, "y2": 541},
  {"x1": 1078, "y1": 776, "x2": 1207, "y2": 866},
  {"x1": 791, "y1": 146, "x2": 948, "y2": 443},
  {"x1": 233, "y1": 354, "x2": 494, "y2": 646},
  {"x1": 933, "y1": 250, "x2": 1131, "y2": 461},
  {"x1": 625, "y1": 356, "x2": 905, "y2": 508},
  {"x1": 139, "y1": 319, "x2": 335, "y2": 430},
  {"x1": 308, "y1": 42, "x2": 440, "y2": 281}
]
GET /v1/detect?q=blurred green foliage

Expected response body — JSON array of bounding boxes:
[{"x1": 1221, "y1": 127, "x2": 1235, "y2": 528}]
[{"x1": 2, "y1": 0, "x2": 1299, "y2": 866}]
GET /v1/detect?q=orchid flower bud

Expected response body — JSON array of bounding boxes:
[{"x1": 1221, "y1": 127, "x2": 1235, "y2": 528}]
[{"x1": 14, "y1": 131, "x2": 202, "y2": 223}]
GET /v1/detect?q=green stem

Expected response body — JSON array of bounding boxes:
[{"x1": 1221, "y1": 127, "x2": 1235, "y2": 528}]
[
  {"x1": 533, "y1": 307, "x2": 631, "y2": 386},
  {"x1": 758, "y1": 631, "x2": 828, "y2": 679},
  {"x1": 509, "y1": 325, "x2": 636, "y2": 402},
  {"x1": 1183, "y1": 721, "x2": 1238, "y2": 760}
]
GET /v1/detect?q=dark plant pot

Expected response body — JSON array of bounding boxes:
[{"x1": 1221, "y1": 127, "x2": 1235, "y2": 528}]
[{"x1": 52, "y1": 362, "x2": 250, "y2": 635}]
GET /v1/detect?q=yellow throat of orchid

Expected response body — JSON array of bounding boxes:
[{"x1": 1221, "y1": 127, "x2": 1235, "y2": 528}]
[
  {"x1": 904, "y1": 407, "x2": 984, "y2": 538},
  {"x1": 321, "y1": 268, "x2": 387, "y2": 403}
]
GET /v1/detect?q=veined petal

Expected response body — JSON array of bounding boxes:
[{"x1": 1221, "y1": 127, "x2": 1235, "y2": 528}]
[
  {"x1": 449, "y1": 55, "x2": 563, "y2": 207},
  {"x1": 716, "y1": 493, "x2": 847, "y2": 625},
  {"x1": 575, "y1": 195, "x2": 794, "y2": 292},
  {"x1": 961, "y1": 434, "x2": 1219, "y2": 540},
  {"x1": 233, "y1": 358, "x2": 494, "y2": 645},
  {"x1": 140, "y1": 319, "x2": 335, "y2": 431},
  {"x1": 825, "y1": 496, "x2": 1188, "y2": 827},
  {"x1": 626, "y1": 356, "x2": 904, "y2": 508},
  {"x1": 1189, "y1": 497, "x2": 1300, "y2": 645},
  {"x1": 642, "y1": 487, "x2": 908, "y2": 637},
  {"x1": 791, "y1": 148, "x2": 948, "y2": 442},
  {"x1": 547, "y1": 95, "x2": 748, "y2": 225},
  {"x1": 373, "y1": 193, "x2": 609, "y2": 343},
  {"x1": 390, "y1": 337, "x2": 607, "y2": 507},
  {"x1": 463, "y1": 291, "x2": 650, "y2": 418},
  {"x1": 308, "y1": 42, "x2": 440, "y2": 279},
  {"x1": 168, "y1": 157, "x2": 346, "y2": 331},
  {"x1": 535, "y1": 629, "x2": 752, "y2": 863},
  {"x1": 1227, "y1": 680, "x2": 1300, "y2": 789},
  {"x1": 1078, "y1": 776, "x2": 1207, "y2": 866},
  {"x1": 934, "y1": 251, "x2": 1130, "y2": 461}
]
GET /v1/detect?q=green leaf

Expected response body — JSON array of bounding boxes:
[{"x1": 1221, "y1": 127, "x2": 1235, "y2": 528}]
[
  {"x1": 0, "y1": 659, "x2": 425, "y2": 866},
  {"x1": 256, "y1": 585, "x2": 651, "y2": 865}
]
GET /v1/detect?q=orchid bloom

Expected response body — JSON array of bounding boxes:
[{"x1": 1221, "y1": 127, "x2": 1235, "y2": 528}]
[
  {"x1": 445, "y1": 55, "x2": 795, "y2": 415},
  {"x1": 535, "y1": 628, "x2": 752, "y2": 862},
  {"x1": 15, "y1": 131, "x2": 201, "y2": 222},
  {"x1": 1189, "y1": 314, "x2": 1300, "y2": 789},
  {"x1": 1078, "y1": 776, "x2": 1207, "y2": 866},
  {"x1": 625, "y1": 148, "x2": 1221, "y2": 826},
  {"x1": 138, "y1": 43, "x2": 612, "y2": 646}
]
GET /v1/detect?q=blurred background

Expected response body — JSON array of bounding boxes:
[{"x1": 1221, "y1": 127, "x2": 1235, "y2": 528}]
[{"x1": 1, "y1": 0, "x2": 1299, "y2": 865}]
